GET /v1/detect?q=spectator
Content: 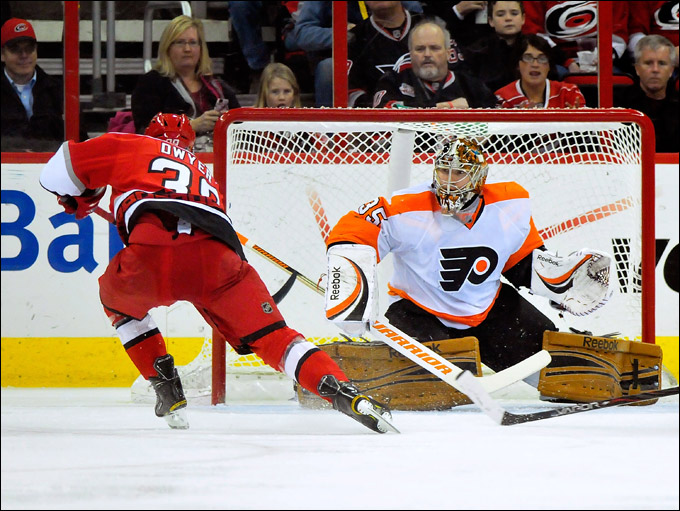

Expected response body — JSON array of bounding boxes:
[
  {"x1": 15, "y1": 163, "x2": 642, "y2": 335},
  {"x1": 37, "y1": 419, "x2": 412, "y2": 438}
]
[
  {"x1": 615, "y1": 35, "x2": 679, "y2": 153},
  {"x1": 348, "y1": 1, "x2": 425, "y2": 108},
  {"x1": 423, "y1": 1, "x2": 494, "y2": 50},
  {"x1": 284, "y1": 1, "x2": 423, "y2": 107},
  {"x1": 1, "y1": 18, "x2": 86, "y2": 152},
  {"x1": 522, "y1": 1, "x2": 629, "y2": 78},
  {"x1": 372, "y1": 17, "x2": 497, "y2": 108},
  {"x1": 253, "y1": 62, "x2": 301, "y2": 107},
  {"x1": 462, "y1": 0, "x2": 526, "y2": 93},
  {"x1": 252, "y1": 62, "x2": 327, "y2": 153},
  {"x1": 495, "y1": 34, "x2": 586, "y2": 108},
  {"x1": 627, "y1": 1, "x2": 679, "y2": 70},
  {"x1": 131, "y1": 15, "x2": 240, "y2": 152}
]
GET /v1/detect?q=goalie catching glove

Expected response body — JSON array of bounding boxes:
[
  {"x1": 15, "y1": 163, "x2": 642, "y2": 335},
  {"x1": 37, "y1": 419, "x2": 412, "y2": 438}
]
[
  {"x1": 57, "y1": 186, "x2": 106, "y2": 220},
  {"x1": 530, "y1": 248, "x2": 614, "y2": 316},
  {"x1": 325, "y1": 244, "x2": 378, "y2": 337}
]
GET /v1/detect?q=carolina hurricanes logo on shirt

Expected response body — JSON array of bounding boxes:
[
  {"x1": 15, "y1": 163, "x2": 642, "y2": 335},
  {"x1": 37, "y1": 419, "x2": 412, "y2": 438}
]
[
  {"x1": 439, "y1": 247, "x2": 499, "y2": 292},
  {"x1": 655, "y1": 1, "x2": 679, "y2": 29},
  {"x1": 545, "y1": 1, "x2": 598, "y2": 40}
]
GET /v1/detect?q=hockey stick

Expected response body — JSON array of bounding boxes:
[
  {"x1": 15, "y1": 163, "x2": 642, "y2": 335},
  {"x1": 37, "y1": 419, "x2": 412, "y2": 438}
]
[
  {"x1": 456, "y1": 371, "x2": 679, "y2": 425},
  {"x1": 235, "y1": 231, "x2": 550, "y2": 395},
  {"x1": 92, "y1": 206, "x2": 298, "y2": 304}
]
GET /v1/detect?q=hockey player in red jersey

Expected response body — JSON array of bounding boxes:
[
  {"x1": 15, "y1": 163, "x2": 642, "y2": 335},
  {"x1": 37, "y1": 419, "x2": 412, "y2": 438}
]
[{"x1": 39, "y1": 113, "x2": 395, "y2": 433}]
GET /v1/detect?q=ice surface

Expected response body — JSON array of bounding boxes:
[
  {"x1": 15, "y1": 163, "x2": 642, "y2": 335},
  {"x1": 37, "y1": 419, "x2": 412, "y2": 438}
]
[{"x1": 1, "y1": 387, "x2": 678, "y2": 510}]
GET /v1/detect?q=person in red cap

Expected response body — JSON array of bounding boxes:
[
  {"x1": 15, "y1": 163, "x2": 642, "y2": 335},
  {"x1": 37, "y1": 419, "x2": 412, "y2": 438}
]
[{"x1": 1, "y1": 18, "x2": 86, "y2": 151}]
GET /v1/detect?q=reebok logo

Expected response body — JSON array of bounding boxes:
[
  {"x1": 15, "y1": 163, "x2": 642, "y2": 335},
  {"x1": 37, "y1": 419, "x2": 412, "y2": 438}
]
[
  {"x1": 537, "y1": 254, "x2": 559, "y2": 265},
  {"x1": 583, "y1": 336, "x2": 619, "y2": 352},
  {"x1": 329, "y1": 267, "x2": 342, "y2": 301}
]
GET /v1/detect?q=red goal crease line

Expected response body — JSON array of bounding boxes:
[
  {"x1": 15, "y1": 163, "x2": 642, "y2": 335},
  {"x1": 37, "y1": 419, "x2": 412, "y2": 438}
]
[{"x1": 538, "y1": 197, "x2": 636, "y2": 240}]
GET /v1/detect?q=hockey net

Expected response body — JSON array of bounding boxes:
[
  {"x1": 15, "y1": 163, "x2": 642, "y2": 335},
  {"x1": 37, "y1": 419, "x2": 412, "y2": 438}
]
[{"x1": 137, "y1": 108, "x2": 656, "y2": 405}]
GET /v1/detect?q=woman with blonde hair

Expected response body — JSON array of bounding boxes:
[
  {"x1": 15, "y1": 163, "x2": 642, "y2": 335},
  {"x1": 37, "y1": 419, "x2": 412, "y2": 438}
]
[
  {"x1": 253, "y1": 63, "x2": 302, "y2": 108},
  {"x1": 132, "y1": 15, "x2": 240, "y2": 151}
]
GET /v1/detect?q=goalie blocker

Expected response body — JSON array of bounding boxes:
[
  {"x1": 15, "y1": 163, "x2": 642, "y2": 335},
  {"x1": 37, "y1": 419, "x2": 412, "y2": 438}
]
[
  {"x1": 325, "y1": 244, "x2": 378, "y2": 336},
  {"x1": 297, "y1": 337, "x2": 482, "y2": 411},
  {"x1": 539, "y1": 331, "x2": 663, "y2": 404}
]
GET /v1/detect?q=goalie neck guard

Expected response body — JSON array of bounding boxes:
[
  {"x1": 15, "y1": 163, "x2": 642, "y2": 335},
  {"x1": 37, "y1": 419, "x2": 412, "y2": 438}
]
[{"x1": 432, "y1": 137, "x2": 488, "y2": 215}]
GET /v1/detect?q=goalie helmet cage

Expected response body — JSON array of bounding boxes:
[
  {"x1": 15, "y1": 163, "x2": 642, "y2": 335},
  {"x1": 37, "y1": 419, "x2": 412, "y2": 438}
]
[{"x1": 207, "y1": 107, "x2": 655, "y2": 405}]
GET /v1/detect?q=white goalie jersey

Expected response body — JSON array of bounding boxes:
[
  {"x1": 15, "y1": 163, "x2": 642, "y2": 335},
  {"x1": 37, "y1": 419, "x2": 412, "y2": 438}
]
[{"x1": 326, "y1": 181, "x2": 545, "y2": 329}]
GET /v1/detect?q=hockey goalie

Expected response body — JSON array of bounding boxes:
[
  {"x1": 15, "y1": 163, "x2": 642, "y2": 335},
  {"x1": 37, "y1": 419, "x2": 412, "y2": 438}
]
[{"x1": 319, "y1": 137, "x2": 661, "y2": 408}]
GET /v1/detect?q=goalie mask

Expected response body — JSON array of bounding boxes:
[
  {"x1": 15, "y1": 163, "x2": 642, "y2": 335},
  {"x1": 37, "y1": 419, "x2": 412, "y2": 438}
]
[
  {"x1": 145, "y1": 113, "x2": 196, "y2": 150},
  {"x1": 432, "y1": 137, "x2": 488, "y2": 215}
]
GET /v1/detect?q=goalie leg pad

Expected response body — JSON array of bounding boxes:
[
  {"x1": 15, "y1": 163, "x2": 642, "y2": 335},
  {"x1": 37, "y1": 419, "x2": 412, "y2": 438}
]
[
  {"x1": 296, "y1": 337, "x2": 481, "y2": 411},
  {"x1": 538, "y1": 331, "x2": 662, "y2": 404}
]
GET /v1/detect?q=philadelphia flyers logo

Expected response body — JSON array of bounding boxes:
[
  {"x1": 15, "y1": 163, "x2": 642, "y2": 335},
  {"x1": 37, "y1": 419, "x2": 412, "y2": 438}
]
[
  {"x1": 439, "y1": 247, "x2": 499, "y2": 292},
  {"x1": 545, "y1": 1, "x2": 598, "y2": 40}
]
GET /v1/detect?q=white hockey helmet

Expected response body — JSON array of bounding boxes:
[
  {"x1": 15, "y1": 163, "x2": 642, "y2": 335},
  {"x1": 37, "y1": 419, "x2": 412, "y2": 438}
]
[{"x1": 432, "y1": 137, "x2": 488, "y2": 215}]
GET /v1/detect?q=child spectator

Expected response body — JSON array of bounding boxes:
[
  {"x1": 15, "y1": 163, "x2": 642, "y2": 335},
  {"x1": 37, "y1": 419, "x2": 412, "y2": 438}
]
[
  {"x1": 253, "y1": 62, "x2": 302, "y2": 107},
  {"x1": 463, "y1": 0, "x2": 526, "y2": 93}
]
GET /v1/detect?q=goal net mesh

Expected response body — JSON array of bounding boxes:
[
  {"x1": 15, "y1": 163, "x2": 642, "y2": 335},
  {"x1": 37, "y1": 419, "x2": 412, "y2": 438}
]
[{"x1": 133, "y1": 109, "x2": 651, "y2": 403}]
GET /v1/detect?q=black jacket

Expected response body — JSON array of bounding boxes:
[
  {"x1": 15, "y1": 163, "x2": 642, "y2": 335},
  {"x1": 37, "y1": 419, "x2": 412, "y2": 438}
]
[
  {"x1": 131, "y1": 70, "x2": 241, "y2": 133},
  {"x1": 463, "y1": 34, "x2": 524, "y2": 94},
  {"x1": 373, "y1": 62, "x2": 498, "y2": 109},
  {"x1": 1, "y1": 64, "x2": 70, "y2": 151},
  {"x1": 614, "y1": 82, "x2": 679, "y2": 153}
]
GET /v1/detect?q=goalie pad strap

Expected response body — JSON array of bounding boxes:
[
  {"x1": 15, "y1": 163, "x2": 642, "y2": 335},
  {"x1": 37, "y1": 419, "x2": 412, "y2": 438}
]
[
  {"x1": 297, "y1": 337, "x2": 481, "y2": 411},
  {"x1": 538, "y1": 331, "x2": 662, "y2": 403}
]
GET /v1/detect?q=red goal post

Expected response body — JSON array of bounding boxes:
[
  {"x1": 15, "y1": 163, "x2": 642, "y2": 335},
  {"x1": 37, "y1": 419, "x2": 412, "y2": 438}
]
[{"x1": 210, "y1": 107, "x2": 656, "y2": 405}]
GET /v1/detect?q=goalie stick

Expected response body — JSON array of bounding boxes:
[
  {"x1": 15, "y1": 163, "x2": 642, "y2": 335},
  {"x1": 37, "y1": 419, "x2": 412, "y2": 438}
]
[{"x1": 456, "y1": 371, "x2": 679, "y2": 425}]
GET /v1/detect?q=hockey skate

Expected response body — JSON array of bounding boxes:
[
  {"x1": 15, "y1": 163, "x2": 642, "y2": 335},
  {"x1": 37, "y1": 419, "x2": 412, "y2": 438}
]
[
  {"x1": 318, "y1": 375, "x2": 399, "y2": 433},
  {"x1": 149, "y1": 354, "x2": 189, "y2": 429}
]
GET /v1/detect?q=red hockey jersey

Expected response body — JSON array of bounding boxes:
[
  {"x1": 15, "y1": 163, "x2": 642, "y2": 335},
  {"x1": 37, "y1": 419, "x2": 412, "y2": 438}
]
[
  {"x1": 494, "y1": 79, "x2": 586, "y2": 108},
  {"x1": 39, "y1": 133, "x2": 243, "y2": 257}
]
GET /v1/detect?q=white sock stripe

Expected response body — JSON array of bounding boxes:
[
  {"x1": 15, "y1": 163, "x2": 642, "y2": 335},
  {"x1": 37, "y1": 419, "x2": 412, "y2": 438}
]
[
  {"x1": 283, "y1": 339, "x2": 318, "y2": 382},
  {"x1": 116, "y1": 314, "x2": 158, "y2": 345}
]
